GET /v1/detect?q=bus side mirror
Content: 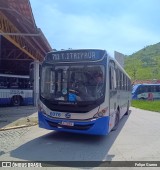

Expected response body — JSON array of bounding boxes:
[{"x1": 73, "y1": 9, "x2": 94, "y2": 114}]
[
  {"x1": 29, "y1": 62, "x2": 34, "y2": 82},
  {"x1": 29, "y1": 68, "x2": 34, "y2": 82}
]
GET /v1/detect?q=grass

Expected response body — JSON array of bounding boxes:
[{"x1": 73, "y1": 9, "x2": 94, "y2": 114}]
[{"x1": 131, "y1": 100, "x2": 160, "y2": 112}]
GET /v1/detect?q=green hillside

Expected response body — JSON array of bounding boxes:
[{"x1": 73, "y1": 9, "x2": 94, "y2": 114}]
[{"x1": 124, "y1": 42, "x2": 160, "y2": 80}]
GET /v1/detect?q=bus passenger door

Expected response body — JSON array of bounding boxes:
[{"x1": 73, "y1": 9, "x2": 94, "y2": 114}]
[{"x1": 109, "y1": 60, "x2": 117, "y2": 130}]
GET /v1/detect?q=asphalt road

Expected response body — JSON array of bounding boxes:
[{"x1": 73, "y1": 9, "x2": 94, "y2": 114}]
[{"x1": 0, "y1": 107, "x2": 160, "y2": 169}]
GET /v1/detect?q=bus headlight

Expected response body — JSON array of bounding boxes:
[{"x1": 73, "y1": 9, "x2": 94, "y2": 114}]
[
  {"x1": 38, "y1": 104, "x2": 46, "y2": 114},
  {"x1": 93, "y1": 107, "x2": 108, "y2": 118}
]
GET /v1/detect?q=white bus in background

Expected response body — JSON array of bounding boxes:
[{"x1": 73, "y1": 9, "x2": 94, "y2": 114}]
[
  {"x1": 132, "y1": 84, "x2": 160, "y2": 100},
  {"x1": 0, "y1": 74, "x2": 33, "y2": 106},
  {"x1": 38, "y1": 49, "x2": 132, "y2": 135}
]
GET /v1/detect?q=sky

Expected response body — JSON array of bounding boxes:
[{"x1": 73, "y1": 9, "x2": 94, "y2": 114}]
[{"x1": 30, "y1": 0, "x2": 160, "y2": 56}]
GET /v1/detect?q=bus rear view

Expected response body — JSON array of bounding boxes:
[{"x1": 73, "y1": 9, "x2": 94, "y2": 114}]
[{"x1": 38, "y1": 49, "x2": 131, "y2": 135}]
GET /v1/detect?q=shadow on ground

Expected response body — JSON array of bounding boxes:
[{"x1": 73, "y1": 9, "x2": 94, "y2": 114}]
[{"x1": 11, "y1": 111, "x2": 131, "y2": 167}]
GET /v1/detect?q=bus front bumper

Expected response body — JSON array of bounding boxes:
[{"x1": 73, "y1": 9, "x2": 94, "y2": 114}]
[{"x1": 38, "y1": 112, "x2": 110, "y2": 135}]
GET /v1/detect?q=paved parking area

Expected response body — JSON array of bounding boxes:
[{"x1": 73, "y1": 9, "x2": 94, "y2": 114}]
[
  {"x1": 1, "y1": 107, "x2": 160, "y2": 170},
  {"x1": 0, "y1": 127, "x2": 29, "y2": 156},
  {"x1": 0, "y1": 106, "x2": 38, "y2": 130}
]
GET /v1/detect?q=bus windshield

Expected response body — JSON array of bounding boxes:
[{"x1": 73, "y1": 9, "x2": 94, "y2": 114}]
[{"x1": 41, "y1": 64, "x2": 105, "y2": 103}]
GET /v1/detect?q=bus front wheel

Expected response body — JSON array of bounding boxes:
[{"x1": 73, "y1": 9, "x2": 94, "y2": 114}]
[{"x1": 11, "y1": 95, "x2": 22, "y2": 106}]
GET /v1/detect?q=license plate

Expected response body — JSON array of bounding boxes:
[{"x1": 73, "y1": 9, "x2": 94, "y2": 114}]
[{"x1": 61, "y1": 121, "x2": 74, "y2": 126}]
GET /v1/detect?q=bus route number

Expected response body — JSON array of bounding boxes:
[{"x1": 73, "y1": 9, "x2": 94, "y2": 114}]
[{"x1": 50, "y1": 112, "x2": 61, "y2": 117}]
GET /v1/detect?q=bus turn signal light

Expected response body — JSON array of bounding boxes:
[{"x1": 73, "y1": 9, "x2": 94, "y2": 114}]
[{"x1": 93, "y1": 107, "x2": 108, "y2": 118}]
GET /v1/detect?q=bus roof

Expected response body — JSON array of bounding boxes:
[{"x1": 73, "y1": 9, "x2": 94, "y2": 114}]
[
  {"x1": 48, "y1": 48, "x2": 106, "y2": 53},
  {"x1": 133, "y1": 83, "x2": 160, "y2": 86}
]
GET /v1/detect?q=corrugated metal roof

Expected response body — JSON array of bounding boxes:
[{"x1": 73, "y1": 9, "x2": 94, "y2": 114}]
[{"x1": 0, "y1": 0, "x2": 52, "y2": 59}]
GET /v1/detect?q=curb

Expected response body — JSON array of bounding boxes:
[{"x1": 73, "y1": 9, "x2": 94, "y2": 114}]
[{"x1": 0, "y1": 123, "x2": 38, "y2": 131}]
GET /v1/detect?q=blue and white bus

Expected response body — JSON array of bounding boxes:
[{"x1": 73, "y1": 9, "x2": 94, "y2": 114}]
[
  {"x1": 0, "y1": 74, "x2": 33, "y2": 106},
  {"x1": 132, "y1": 84, "x2": 160, "y2": 100},
  {"x1": 38, "y1": 49, "x2": 131, "y2": 135}
]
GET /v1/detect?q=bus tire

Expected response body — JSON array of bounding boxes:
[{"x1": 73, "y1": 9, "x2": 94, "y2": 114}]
[
  {"x1": 11, "y1": 95, "x2": 22, "y2": 106},
  {"x1": 112, "y1": 110, "x2": 120, "y2": 131},
  {"x1": 125, "y1": 101, "x2": 130, "y2": 115}
]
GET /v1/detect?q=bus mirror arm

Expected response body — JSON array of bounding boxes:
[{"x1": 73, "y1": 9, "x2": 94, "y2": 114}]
[
  {"x1": 29, "y1": 68, "x2": 34, "y2": 82},
  {"x1": 29, "y1": 62, "x2": 34, "y2": 82}
]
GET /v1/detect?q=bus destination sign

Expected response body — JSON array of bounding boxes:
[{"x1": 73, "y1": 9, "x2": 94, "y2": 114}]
[{"x1": 45, "y1": 50, "x2": 105, "y2": 62}]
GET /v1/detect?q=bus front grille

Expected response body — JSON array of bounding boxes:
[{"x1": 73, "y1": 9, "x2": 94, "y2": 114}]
[{"x1": 46, "y1": 120, "x2": 94, "y2": 130}]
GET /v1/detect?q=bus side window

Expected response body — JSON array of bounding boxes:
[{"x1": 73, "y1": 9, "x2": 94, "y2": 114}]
[
  {"x1": 126, "y1": 77, "x2": 128, "y2": 91},
  {"x1": 6, "y1": 77, "x2": 11, "y2": 88},
  {"x1": 0, "y1": 76, "x2": 6, "y2": 88},
  {"x1": 156, "y1": 85, "x2": 160, "y2": 92},
  {"x1": 148, "y1": 86, "x2": 151, "y2": 92},
  {"x1": 154, "y1": 86, "x2": 156, "y2": 92},
  {"x1": 124, "y1": 74, "x2": 126, "y2": 90},
  {"x1": 141, "y1": 86, "x2": 145, "y2": 93},
  {"x1": 109, "y1": 66, "x2": 112, "y2": 90},
  {"x1": 113, "y1": 69, "x2": 117, "y2": 90},
  {"x1": 150, "y1": 86, "x2": 154, "y2": 92},
  {"x1": 125, "y1": 77, "x2": 128, "y2": 91},
  {"x1": 109, "y1": 61, "x2": 116, "y2": 90},
  {"x1": 144, "y1": 86, "x2": 147, "y2": 93},
  {"x1": 19, "y1": 78, "x2": 25, "y2": 88},
  {"x1": 117, "y1": 69, "x2": 120, "y2": 90},
  {"x1": 121, "y1": 72, "x2": 123, "y2": 90},
  {"x1": 137, "y1": 87, "x2": 142, "y2": 94},
  {"x1": 123, "y1": 74, "x2": 125, "y2": 90},
  {"x1": 8, "y1": 77, "x2": 18, "y2": 88}
]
